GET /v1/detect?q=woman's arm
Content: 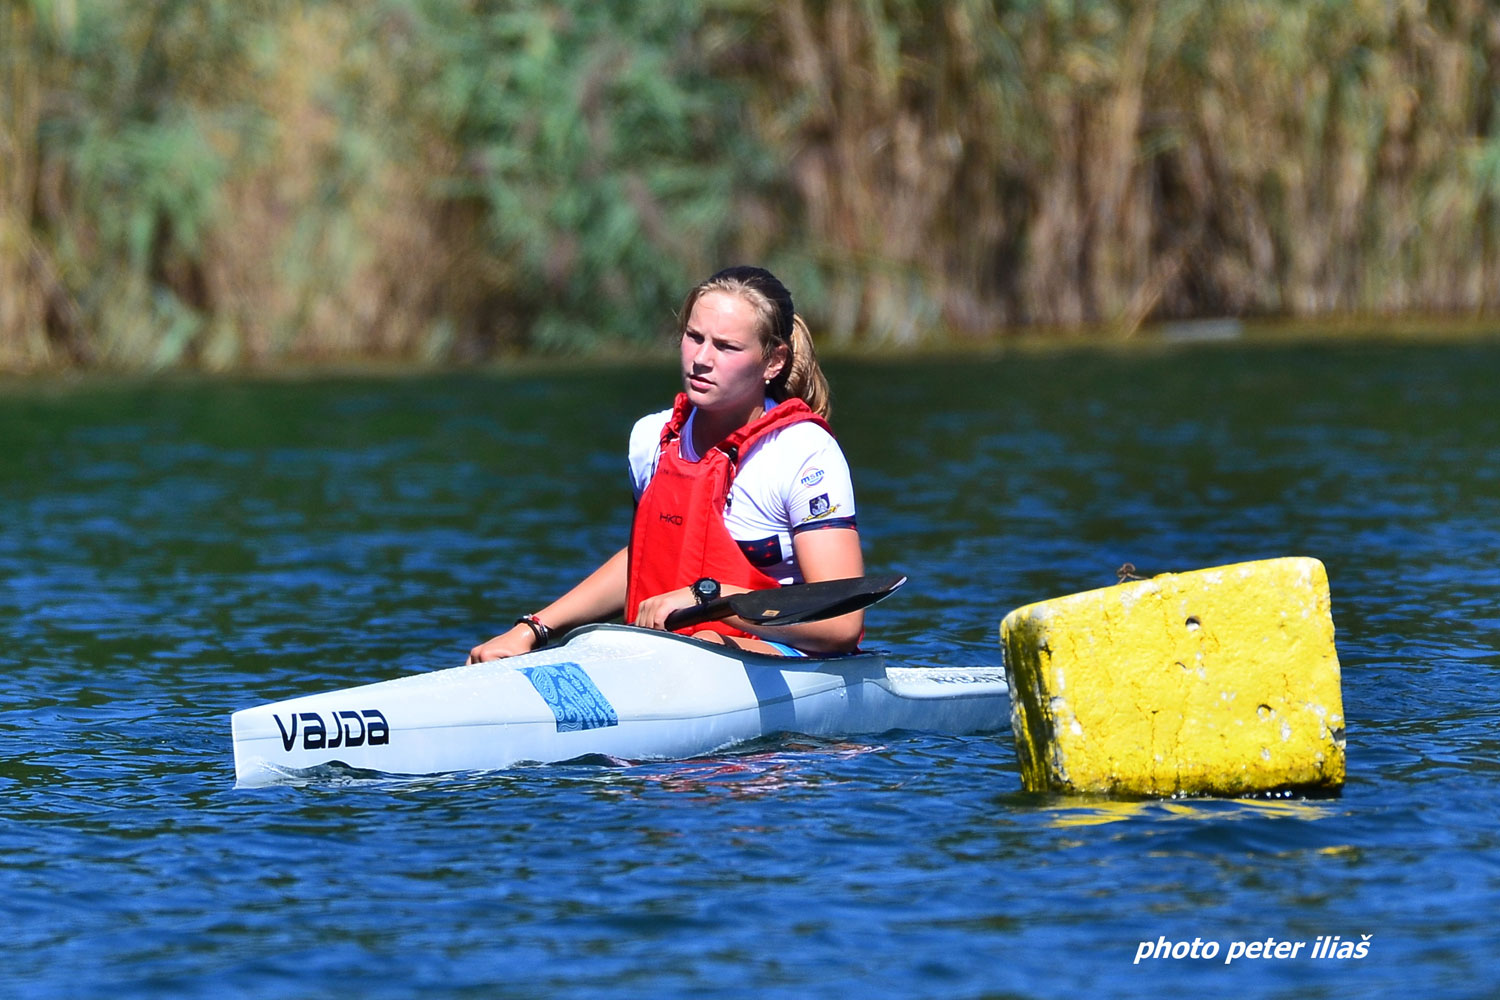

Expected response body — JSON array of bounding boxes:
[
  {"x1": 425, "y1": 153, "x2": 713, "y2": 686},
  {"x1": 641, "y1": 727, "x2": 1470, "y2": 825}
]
[
  {"x1": 467, "y1": 546, "x2": 629, "y2": 662},
  {"x1": 735, "y1": 526, "x2": 865, "y2": 653}
]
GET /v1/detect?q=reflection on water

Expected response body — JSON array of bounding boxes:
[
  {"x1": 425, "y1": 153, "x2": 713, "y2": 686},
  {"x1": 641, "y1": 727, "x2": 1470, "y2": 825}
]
[
  {"x1": 1040, "y1": 796, "x2": 1340, "y2": 829},
  {"x1": 624, "y1": 742, "x2": 889, "y2": 798},
  {"x1": 3, "y1": 342, "x2": 1499, "y2": 998},
  {"x1": 236, "y1": 740, "x2": 888, "y2": 797}
]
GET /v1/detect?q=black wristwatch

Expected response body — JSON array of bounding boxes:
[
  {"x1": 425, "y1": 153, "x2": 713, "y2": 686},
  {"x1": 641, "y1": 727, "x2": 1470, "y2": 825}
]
[{"x1": 691, "y1": 577, "x2": 720, "y2": 605}]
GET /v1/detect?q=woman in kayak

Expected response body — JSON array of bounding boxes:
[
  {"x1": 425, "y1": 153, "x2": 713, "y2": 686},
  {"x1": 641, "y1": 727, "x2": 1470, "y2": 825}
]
[{"x1": 468, "y1": 265, "x2": 863, "y2": 661}]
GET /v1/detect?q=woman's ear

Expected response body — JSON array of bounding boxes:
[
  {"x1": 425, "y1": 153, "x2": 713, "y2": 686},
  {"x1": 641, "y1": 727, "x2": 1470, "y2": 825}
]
[{"x1": 764, "y1": 343, "x2": 789, "y2": 384}]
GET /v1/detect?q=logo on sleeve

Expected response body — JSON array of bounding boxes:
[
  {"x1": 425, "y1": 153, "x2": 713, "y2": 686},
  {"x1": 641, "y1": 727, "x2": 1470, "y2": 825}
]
[
  {"x1": 800, "y1": 468, "x2": 825, "y2": 487},
  {"x1": 798, "y1": 494, "x2": 847, "y2": 525}
]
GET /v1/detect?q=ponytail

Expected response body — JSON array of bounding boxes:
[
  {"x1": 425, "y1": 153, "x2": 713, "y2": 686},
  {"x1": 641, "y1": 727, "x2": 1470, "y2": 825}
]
[{"x1": 770, "y1": 314, "x2": 831, "y2": 420}]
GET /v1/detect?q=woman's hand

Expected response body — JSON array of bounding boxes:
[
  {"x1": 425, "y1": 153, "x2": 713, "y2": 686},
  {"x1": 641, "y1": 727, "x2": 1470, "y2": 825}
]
[
  {"x1": 632, "y1": 586, "x2": 698, "y2": 631},
  {"x1": 467, "y1": 624, "x2": 538, "y2": 663}
]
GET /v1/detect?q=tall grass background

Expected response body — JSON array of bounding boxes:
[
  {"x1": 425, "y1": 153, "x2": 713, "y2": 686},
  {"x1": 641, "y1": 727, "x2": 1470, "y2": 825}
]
[{"x1": 1, "y1": 0, "x2": 1497, "y2": 370}]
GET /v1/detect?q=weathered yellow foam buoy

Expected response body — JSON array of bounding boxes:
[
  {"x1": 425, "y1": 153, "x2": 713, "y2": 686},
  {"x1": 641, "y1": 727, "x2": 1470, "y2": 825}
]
[{"x1": 999, "y1": 556, "x2": 1345, "y2": 797}]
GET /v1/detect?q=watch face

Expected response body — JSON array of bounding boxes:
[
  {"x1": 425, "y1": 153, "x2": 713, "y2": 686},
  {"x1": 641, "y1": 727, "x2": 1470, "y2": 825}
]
[{"x1": 693, "y1": 578, "x2": 719, "y2": 602}]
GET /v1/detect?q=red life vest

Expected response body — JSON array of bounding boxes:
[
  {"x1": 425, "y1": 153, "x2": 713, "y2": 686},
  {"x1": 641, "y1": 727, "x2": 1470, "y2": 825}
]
[{"x1": 626, "y1": 393, "x2": 830, "y2": 639}]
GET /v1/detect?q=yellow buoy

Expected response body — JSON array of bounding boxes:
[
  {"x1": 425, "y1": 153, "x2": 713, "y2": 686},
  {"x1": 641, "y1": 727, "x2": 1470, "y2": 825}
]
[{"x1": 999, "y1": 556, "x2": 1345, "y2": 797}]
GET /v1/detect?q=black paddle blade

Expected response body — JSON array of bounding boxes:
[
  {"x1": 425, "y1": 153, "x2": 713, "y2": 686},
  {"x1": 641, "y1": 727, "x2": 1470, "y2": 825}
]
[
  {"x1": 663, "y1": 574, "x2": 907, "y2": 631},
  {"x1": 729, "y1": 573, "x2": 907, "y2": 626}
]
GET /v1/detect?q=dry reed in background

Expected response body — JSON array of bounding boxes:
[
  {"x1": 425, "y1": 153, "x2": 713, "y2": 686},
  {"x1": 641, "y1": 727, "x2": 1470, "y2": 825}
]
[{"x1": 1, "y1": 0, "x2": 1497, "y2": 370}]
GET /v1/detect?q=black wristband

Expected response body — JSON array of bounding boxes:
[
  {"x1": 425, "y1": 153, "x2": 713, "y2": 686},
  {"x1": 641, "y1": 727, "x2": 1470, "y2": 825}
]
[{"x1": 515, "y1": 614, "x2": 552, "y2": 648}]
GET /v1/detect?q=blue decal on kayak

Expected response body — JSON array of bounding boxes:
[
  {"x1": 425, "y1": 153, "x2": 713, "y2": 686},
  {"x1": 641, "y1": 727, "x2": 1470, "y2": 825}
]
[{"x1": 519, "y1": 662, "x2": 619, "y2": 733}]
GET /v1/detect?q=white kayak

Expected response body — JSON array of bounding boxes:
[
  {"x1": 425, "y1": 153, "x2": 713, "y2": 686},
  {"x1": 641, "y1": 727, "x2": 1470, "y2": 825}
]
[{"x1": 231, "y1": 623, "x2": 1009, "y2": 786}]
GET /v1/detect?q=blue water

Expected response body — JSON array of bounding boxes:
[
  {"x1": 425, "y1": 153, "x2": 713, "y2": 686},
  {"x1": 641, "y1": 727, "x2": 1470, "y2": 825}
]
[{"x1": 3, "y1": 341, "x2": 1498, "y2": 998}]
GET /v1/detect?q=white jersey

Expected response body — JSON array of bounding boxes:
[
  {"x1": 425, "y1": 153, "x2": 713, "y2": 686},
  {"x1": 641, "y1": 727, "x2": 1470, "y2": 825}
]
[{"x1": 628, "y1": 399, "x2": 858, "y2": 585}]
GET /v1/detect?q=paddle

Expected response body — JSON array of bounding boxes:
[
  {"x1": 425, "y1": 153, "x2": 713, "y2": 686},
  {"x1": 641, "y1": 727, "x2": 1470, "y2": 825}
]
[{"x1": 662, "y1": 574, "x2": 907, "y2": 632}]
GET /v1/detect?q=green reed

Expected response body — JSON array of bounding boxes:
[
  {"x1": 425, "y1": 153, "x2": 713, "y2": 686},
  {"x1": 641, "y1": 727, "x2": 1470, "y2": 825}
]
[{"x1": 1, "y1": 0, "x2": 1497, "y2": 370}]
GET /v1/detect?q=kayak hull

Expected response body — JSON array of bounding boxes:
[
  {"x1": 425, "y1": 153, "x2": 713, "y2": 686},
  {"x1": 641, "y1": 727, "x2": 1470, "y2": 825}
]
[{"x1": 230, "y1": 624, "x2": 1008, "y2": 786}]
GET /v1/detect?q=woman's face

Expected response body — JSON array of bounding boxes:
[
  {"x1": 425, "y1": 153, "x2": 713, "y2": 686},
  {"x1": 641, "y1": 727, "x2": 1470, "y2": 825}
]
[{"x1": 680, "y1": 290, "x2": 786, "y2": 416}]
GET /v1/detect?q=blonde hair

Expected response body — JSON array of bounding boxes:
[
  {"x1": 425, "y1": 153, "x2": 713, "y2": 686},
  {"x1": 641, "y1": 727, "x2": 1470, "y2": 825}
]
[{"x1": 677, "y1": 266, "x2": 832, "y2": 419}]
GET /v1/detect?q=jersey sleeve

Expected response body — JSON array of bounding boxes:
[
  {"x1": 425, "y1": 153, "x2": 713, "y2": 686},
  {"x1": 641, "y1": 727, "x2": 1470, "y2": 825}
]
[{"x1": 781, "y1": 425, "x2": 858, "y2": 533}]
